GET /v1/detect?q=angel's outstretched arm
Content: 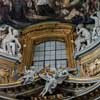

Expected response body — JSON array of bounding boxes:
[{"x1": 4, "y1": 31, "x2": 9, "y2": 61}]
[{"x1": 39, "y1": 73, "x2": 50, "y2": 81}]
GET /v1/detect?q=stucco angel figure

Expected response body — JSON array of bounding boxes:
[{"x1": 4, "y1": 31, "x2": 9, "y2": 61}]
[
  {"x1": 90, "y1": 11, "x2": 100, "y2": 36},
  {"x1": 39, "y1": 69, "x2": 69, "y2": 97},
  {"x1": 0, "y1": 26, "x2": 7, "y2": 48},
  {"x1": 75, "y1": 32, "x2": 85, "y2": 52},
  {"x1": 77, "y1": 24, "x2": 91, "y2": 45},
  {"x1": 75, "y1": 24, "x2": 91, "y2": 52},
  {"x1": 0, "y1": 25, "x2": 7, "y2": 40},
  {"x1": 92, "y1": 27, "x2": 98, "y2": 41},
  {"x1": 1, "y1": 25, "x2": 21, "y2": 56},
  {"x1": 18, "y1": 66, "x2": 36, "y2": 85}
]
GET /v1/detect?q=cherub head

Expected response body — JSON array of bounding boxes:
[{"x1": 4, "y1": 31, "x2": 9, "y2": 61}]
[{"x1": 12, "y1": 29, "x2": 19, "y2": 37}]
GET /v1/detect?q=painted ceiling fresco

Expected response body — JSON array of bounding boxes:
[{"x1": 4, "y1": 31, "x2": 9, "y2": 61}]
[{"x1": 0, "y1": 0, "x2": 100, "y2": 28}]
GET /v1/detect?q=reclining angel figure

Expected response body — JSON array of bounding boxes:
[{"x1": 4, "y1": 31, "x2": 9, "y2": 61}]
[
  {"x1": 18, "y1": 66, "x2": 36, "y2": 85},
  {"x1": 56, "y1": 69, "x2": 69, "y2": 84},
  {"x1": 39, "y1": 68, "x2": 69, "y2": 97}
]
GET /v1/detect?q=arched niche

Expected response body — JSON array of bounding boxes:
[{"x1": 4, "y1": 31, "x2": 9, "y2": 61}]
[{"x1": 20, "y1": 22, "x2": 76, "y2": 72}]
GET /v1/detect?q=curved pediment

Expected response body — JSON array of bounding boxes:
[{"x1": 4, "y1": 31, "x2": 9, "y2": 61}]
[{"x1": 21, "y1": 22, "x2": 74, "y2": 39}]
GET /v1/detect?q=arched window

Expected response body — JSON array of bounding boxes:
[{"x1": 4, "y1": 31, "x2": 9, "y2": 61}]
[{"x1": 33, "y1": 41, "x2": 68, "y2": 70}]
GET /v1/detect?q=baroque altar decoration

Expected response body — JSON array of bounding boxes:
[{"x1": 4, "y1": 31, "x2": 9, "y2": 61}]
[{"x1": 0, "y1": 0, "x2": 100, "y2": 100}]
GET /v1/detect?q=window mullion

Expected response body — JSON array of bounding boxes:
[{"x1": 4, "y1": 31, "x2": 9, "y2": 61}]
[
  {"x1": 44, "y1": 43, "x2": 45, "y2": 68},
  {"x1": 55, "y1": 41, "x2": 57, "y2": 69}
]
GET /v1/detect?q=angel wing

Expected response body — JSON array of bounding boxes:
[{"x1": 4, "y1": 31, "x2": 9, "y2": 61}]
[
  {"x1": 55, "y1": 69, "x2": 69, "y2": 84},
  {"x1": 56, "y1": 76, "x2": 66, "y2": 84},
  {"x1": 39, "y1": 73, "x2": 51, "y2": 81}
]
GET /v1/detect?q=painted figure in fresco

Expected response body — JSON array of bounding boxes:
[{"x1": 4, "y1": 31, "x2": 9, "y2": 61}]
[
  {"x1": 11, "y1": 0, "x2": 27, "y2": 20},
  {"x1": 25, "y1": 0, "x2": 37, "y2": 16},
  {"x1": 95, "y1": 0, "x2": 100, "y2": 11},
  {"x1": 62, "y1": 0, "x2": 97, "y2": 24},
  {"x1": 62, "y1": 0, "x2": 86, "y2": 24},
  {"x1": 64, "y1": 8, "x2": 82, "y2": 21},
  {"x1": 35, "y1": 0, "x2": 55, "y2": 16},
  {"x1": 82, "y1": 0, "x2": 100, "y2": 14},
  {"x1": 0, "y1": 0, "x2": 4, "y2": 22},
  {"x1": 40, "y1": 69, "x2": 69, "y2": 96},
  {"x1": 1, "y1": 25, "x2": 21, "y2": 56},
  {"x1": 62, "y1": 0, "x2": 80, "y2": 8},
  {"x1": 0, "y1": 0, "x2": 11, "y2": 23}
]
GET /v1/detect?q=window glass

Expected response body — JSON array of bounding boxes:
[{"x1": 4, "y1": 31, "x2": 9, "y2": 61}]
[
  {"x1": 33, "y1": 41, "x2": 67, "y2": 70},
  {"x1": 45, "y1": 51, "x2": 51, "y2": 56},
  {"x1": 50, "y1": 41, "x2": 55, "y2": 50},
  {"x1": 56, "y1": 41, "x2": 65, "y2": 50}
]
